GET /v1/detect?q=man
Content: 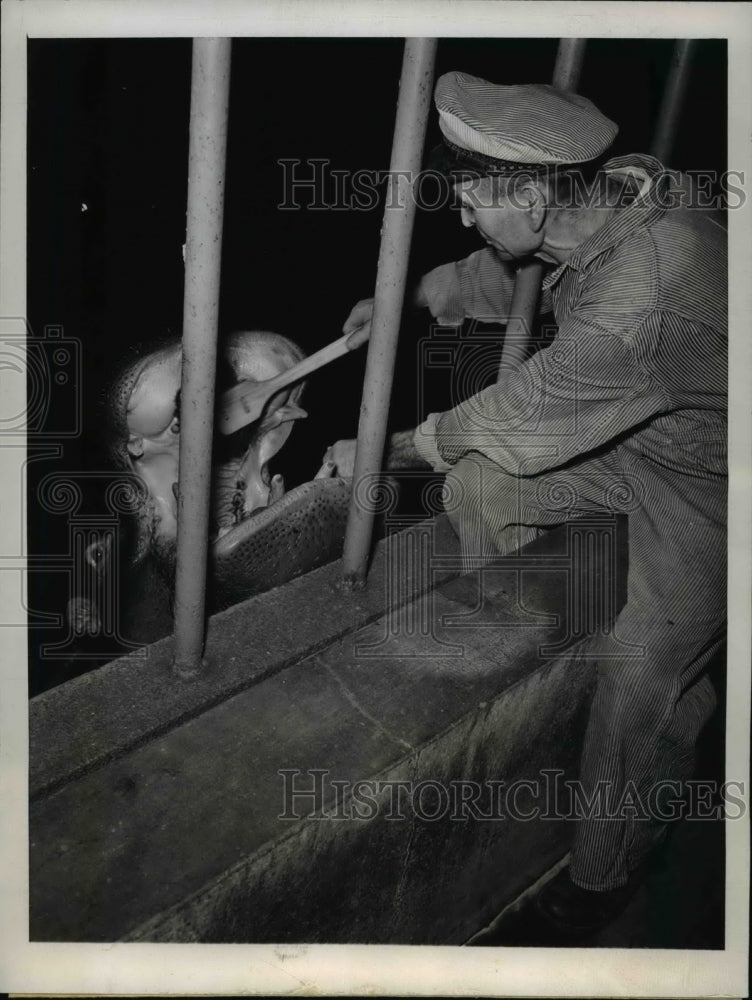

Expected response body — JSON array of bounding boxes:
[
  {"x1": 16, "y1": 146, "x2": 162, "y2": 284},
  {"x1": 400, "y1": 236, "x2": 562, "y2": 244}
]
[{"x1": 328, "y1": 72, "x2": 727, "y2": 933}]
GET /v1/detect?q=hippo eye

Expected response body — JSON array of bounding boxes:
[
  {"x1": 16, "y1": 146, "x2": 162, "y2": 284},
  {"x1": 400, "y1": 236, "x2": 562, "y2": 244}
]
[
  {"x1": 92, "y1": 545, "x2": 108, "y2": 568},
  {"x1": 85, "y1": 543, "x2": 106, "y2": 569}
]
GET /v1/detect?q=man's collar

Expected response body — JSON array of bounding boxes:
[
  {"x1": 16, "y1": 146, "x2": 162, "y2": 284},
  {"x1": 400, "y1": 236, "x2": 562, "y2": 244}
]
[{"x1": 542, "y1": 154, "x2": 673, "y2": 288}]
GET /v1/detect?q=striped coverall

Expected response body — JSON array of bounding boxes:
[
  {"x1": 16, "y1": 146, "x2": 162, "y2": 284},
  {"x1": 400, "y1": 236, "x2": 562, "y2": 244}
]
[{"x1": 414, "y1": 155, "x2": 727, "y2": 890}]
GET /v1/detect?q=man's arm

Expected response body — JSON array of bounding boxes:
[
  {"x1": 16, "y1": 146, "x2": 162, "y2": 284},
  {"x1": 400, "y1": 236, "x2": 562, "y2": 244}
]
[
  {"x1": 417, "y1": 248, "x2": 554, "y2": 324},
  {"x1": 332, "y1": 250, "x2": 560, "y2": 477},
  {"x1": 344, "y1": 248, "x2": 553, "y2": 340},
  {"x1": 426, "y1": 313, "x2": 669, "y2": 477}
]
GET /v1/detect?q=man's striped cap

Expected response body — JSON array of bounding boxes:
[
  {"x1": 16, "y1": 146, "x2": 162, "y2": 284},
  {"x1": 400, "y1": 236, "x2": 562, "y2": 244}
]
[{"x1": 434, "y1": 72, "x2": 618, "y2": 172}]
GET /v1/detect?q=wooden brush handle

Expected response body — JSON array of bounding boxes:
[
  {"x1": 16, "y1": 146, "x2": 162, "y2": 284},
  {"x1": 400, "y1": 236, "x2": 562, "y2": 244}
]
[{"x1": 219, "y1": 325, "x2": 370, "y2": 435}]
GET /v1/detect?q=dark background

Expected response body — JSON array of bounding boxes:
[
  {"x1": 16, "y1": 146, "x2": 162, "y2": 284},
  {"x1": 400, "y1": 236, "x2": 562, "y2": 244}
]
[{"x1": 26, "y1": 37, "x2": 727, "y2": 693}]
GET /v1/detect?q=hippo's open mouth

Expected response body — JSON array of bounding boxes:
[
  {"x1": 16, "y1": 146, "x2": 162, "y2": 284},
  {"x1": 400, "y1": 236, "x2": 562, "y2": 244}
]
[{"x1": 105, "y1": 331, "x2": 353, "y2": 609}]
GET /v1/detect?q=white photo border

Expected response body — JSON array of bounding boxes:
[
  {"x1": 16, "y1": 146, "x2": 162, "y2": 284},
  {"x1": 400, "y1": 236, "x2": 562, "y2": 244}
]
[{"x1": 1, "y1": 1, "x2": 749, "y2": 996}]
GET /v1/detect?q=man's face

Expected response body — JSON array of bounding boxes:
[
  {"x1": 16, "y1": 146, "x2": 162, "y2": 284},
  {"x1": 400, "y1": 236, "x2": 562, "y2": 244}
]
[{"x1": 454, "y1": 176, "x2": 543, "y2": 261}]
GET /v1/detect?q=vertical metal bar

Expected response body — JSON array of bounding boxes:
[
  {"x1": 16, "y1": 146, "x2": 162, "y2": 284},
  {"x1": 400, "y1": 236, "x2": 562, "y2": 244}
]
[
  {"x1": 497, "y1": 260, "x2": 546, "y2": 372},
  {"x1": 173, "y1": 38, "x2": 232, "y2": 677},
  {"x1": 651, "y1": 40, "x2": 696, "y2": 163},
  {"x1": 340, "y1": 37, "x2": 438, "y2": 589},
  {"x1": 552, "y1": 37, "x2": 587, "y2": 92},
  {"x1": 498, "y1": 39, "x2": 587, "y2": 377}
]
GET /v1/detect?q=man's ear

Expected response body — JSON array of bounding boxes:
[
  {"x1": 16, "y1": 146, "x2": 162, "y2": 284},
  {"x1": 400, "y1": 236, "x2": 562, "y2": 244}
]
[{"x1": 519, "y1": 181, "x2": 548, "y2": 232}]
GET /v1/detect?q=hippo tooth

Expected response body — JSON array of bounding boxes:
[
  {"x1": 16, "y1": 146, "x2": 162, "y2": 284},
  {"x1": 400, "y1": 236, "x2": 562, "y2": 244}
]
[{"x1": 269, "y1": 473, "x2": 286, "y2": 504}]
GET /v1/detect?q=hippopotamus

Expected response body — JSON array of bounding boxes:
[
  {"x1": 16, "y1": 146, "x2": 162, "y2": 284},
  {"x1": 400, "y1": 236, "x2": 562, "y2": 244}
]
[{"x1": 66, "y1": 331, "x2": 355, "y2": 651}]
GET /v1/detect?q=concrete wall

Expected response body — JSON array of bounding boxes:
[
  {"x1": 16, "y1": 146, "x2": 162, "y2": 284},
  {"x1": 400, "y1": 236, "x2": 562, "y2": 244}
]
[{"x1": 30, "y1": 514, "x2": 626, "y2": 943}]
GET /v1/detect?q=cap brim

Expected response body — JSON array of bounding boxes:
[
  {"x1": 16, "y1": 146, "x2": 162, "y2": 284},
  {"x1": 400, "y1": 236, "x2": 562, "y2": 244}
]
[{"x1": 425, "y1": 142, "x2": 489, "y2": 181}]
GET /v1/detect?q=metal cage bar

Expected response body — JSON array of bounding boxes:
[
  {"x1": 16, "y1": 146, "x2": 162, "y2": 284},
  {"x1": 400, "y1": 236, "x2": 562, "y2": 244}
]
[
  {"x1": 497, "y1": 38, "x2": 587, "y2": 377},
  {"x1": 339, "y1": 37, "x2": 438, "y2": 589},
  {"x1": 651, "y1": 40, "x2": 696, "y2": 163},
  {"x1": 173, "y1": 37, "x2": 232, "y2": 677}
]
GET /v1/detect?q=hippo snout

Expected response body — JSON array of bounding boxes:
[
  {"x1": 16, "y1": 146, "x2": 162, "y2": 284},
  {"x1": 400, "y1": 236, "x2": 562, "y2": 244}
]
[{"x1": 100, "y1": 330, "x2": 353, "y2": 623}]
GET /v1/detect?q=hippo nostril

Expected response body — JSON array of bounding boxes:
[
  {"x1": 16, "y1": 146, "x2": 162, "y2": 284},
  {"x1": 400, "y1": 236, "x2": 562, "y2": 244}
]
[{"x1": 172, "y1": 482, "x2": 179, "y2": 502}]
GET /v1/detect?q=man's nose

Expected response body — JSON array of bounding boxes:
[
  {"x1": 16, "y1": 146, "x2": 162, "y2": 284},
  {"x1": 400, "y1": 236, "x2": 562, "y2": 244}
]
[{"x1": 460, "y1": 206, "x2": 475, "y2": 229}]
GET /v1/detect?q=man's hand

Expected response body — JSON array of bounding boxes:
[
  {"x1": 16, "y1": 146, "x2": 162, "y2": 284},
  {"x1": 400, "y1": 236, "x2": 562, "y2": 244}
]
[
  {"x1": 321, "y1": 430, "x2": 430, "y2": 477},
  {"x1": 321, "y1": 439, "x2": 357, "y2": 478},
  {"x1": 342, "y1": 298, "x2": 374, "y2": 338}
]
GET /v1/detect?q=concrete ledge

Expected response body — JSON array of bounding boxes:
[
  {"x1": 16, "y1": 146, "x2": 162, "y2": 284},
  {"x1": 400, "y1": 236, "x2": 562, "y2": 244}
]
[
  {"x1": 30, "y1": 515, "x2": 626, "y2": 943},
  {"x1": 30, "y1": 516, "x2": 463, "y2": 798}
]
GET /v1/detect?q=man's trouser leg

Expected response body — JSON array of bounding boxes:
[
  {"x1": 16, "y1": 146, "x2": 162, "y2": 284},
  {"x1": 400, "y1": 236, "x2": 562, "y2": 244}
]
[
  {"x1": 568, "y1": 609, "x2": 722, "y2": 889},
  {"x1": 568, "y1": 449, "x2": 725, "y2": 889},
  {"x1": 444, "y1": 450, "x2": 725, "y2": 890}
]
